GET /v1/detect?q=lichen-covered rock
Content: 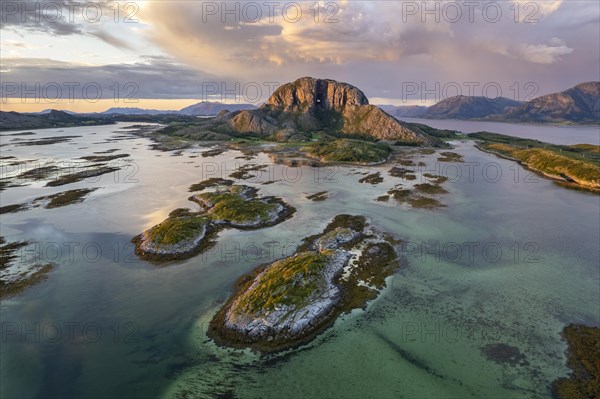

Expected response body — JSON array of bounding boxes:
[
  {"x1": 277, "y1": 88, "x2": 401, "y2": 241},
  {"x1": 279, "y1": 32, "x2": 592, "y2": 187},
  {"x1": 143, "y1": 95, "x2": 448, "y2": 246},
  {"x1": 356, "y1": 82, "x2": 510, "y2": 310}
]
[
  {"x1": 225, "y1": 250, "x2": 351, "y2": 339},
  {"x1": 313, "y1": 227, "x2": 361, "y2": 251},
  {"x1": 208, "y1": 215, "x2": 400, "y2": 353},
  {"x1": 132, "y1": 215, "x2": 211, "y2": 261}
]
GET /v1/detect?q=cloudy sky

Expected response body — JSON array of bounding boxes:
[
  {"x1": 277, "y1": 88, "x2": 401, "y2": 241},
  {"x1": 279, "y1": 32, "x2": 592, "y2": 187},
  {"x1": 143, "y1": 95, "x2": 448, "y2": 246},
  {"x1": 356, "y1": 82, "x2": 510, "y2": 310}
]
[{"x1": 1, "y1": 0, "x2": 598, "y2": 112}]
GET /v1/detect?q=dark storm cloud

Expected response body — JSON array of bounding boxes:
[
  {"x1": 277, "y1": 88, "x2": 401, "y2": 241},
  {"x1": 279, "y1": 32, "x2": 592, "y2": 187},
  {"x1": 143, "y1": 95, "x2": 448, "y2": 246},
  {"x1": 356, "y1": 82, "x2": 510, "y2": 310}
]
[
  {"x1": 0, "y1": 56, "x2": 231, "y2": 99},
  {"x1": 0, "y1": 0, "x2": 131, "y2": 49}
]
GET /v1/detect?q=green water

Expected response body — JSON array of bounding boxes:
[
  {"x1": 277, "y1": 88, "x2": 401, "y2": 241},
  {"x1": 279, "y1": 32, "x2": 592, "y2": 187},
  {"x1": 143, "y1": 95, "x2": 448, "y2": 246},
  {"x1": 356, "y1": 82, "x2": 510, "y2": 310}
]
[{"x1": 1, "y1": 124, "x2": 598, "y2": 398}]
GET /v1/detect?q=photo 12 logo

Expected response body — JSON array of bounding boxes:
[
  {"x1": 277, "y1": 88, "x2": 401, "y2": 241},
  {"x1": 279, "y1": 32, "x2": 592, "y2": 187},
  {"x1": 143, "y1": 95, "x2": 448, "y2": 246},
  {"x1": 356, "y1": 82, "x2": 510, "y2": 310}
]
[
  {"x1": 199, "y1": 81, "x2": 281, "y2": 103},
  {"x1": 400, "y1": 81, "x2": 539, "y2": 103},
  {"x1": 1, "y1": 321, "x2": 140, "y2": 344},
  {"x1": 399, "y1": 240, "x2": 541, "y2": 265},
  {"x1": 1, "y1": 81, "x2": 139, "y2": 104},
  {"x1": 398, "y1": 1, "x2": 542, "y2": 24},
  {"x1": 0, "y1": 1, "x2": 140, "y2": 24},
  {"x1": 198, "y1": 1, "x2": 340, "y2": 24}
]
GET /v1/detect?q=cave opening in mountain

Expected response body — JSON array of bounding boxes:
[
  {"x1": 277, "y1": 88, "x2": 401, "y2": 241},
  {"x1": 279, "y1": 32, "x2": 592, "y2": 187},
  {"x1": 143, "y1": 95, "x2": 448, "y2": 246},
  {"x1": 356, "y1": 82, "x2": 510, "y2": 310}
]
[
  {"x1": 315, "y1": 93, "x2": 325, "y2": 109},
  {"x1": 315, "y1": 80, "x2": 328, "y2": 110}
]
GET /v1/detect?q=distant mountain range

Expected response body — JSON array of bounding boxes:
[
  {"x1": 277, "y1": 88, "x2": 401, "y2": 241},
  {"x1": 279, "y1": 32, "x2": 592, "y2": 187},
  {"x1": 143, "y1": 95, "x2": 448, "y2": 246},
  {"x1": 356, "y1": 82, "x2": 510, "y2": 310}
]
[
  {"x1": 101, "y1": 102, "x2": 257, "y2": 116},
  {"x1": 0, "y1": 110, "x2": 201, "y2": 131},
  {"x1": 379, "y1": 105, "x2": 429, "y2": 118},
  {"x1": 426, "y1": 96, "x2": 523, "y2": 119},
  {"x1": 179, "y1": 102, "x2": 257, "y2": 115},
  {"x1": 32, "y1": 101, "x2": 257, "y2": 117},
  {"x1": 0, "y1": 110, "x2": 110, "y2": 130},
  {"x1": 102, "y1": 107, "x2": 177, "y2": 115},
  {"x1": 380, "y1": 82, "x2": 599, "y2": 124},
  {"x1": 2, "y1": 82, "x2": 598, "y2": 131}
]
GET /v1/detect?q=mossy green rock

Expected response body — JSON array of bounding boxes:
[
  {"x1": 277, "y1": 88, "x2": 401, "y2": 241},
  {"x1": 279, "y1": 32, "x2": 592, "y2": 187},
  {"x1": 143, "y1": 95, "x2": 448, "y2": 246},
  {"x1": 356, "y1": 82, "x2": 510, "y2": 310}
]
[
  {"x1": 190, "y1": 185, "x2": 288, "y2": 227},
  {"x1": 133, "y1": 185, "x2": 295, "y2": 261},
  {"x1": 305, "y1": 139, "x2": 391, "y2": 164}
]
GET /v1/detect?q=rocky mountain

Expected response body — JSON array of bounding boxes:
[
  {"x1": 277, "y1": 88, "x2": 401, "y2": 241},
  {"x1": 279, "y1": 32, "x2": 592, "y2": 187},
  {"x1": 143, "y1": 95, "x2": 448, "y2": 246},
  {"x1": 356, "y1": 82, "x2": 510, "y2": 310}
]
[
  {"x1": 424, "y1": 96, "x2": 522, "y2": 119},
  {"x1": 179, "y1": 101, "x2": 256, "y2": 116},
  {"x1": 496, "y1": 82, "x2": 600, "y2": 123},
  {"x1": 378, "y1": 82, "x2": 600, "y2": 124},
  {"x1": 212, "y1": 77, "x2": 436, "y2": 144}
]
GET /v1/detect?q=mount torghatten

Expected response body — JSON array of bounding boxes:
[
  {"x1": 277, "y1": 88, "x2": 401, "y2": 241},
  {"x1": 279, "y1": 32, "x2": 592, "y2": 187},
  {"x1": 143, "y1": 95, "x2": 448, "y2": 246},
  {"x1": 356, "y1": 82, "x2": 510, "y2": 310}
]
[{"x1": 206, "y1": 77, "x2": 438, "y2": 144}]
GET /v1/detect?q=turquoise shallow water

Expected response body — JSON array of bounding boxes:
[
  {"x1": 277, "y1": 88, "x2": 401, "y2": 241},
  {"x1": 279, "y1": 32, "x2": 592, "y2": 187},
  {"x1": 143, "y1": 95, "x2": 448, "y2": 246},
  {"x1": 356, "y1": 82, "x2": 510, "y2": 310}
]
[{"x1": 1, "y1": 124, "x2": 598, "y2": 398}]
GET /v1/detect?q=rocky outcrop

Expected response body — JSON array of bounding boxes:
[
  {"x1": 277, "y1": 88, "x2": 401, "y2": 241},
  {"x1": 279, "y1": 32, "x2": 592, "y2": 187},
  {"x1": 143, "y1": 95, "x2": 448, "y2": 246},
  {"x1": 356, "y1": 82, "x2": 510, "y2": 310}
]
[
  {"x1": 199, "y1": 77, "x2": 438, "y2": 145},
  {"x1": 340, "y1": 104, "x2": 425, "y2": 141},
  {"x1": 552, "y1": 324, "x2": 600, "y2": 399},
  {"x1": 227, "y1": 110, "x2": 278, "y2": 136},
  {"x1": 225, "y1": 249, "x2": 352, "y2": 339},
  {"x1": 208, "y1": 215, "x2": 400, "y2": 353},
  {"x1": 265, "y1": 77, "x2": 369, "y2": 112}
]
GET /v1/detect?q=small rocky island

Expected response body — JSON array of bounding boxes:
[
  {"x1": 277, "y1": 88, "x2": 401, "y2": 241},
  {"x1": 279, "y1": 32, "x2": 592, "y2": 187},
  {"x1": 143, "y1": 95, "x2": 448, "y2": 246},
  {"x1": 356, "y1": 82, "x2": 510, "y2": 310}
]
[
  {"x1": 132, "y1": 180, "x2": 294, "y2": 261},
  {"x1": 208, "y1": 215, "x2": 399, "y2": 353}
]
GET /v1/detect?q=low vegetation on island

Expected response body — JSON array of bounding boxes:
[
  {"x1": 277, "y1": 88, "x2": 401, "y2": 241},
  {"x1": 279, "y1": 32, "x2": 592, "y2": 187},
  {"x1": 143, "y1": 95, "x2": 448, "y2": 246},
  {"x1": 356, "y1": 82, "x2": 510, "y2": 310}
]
[
  {"x1": 191, "y1": 185, "x2": 286, "y2": 227},
  {"x1": 305, "y1": 139, "x2": 392, "y2": 164},
  {"x1": 472, "y1": 132, "x2": 600, "y2": 192},
  {"x1": 208, "y1": 214, "x2": 400, "y2": 353},
  {"x1": 552, "y1": 324, "x2": 600, "y2": 399},
  {"x1": 132, "y1": 181, "x2": 295, "y2": 261}
]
